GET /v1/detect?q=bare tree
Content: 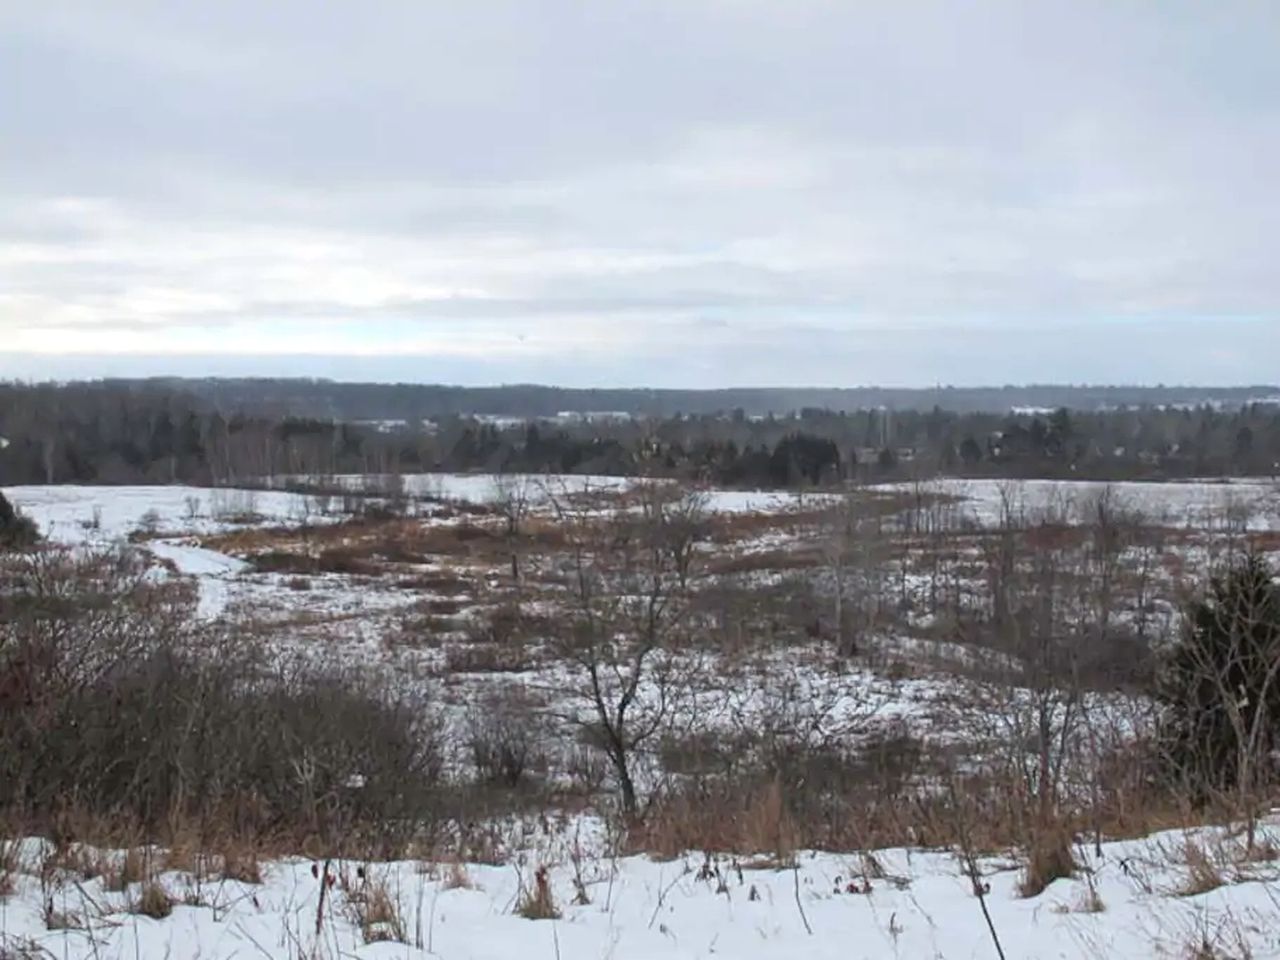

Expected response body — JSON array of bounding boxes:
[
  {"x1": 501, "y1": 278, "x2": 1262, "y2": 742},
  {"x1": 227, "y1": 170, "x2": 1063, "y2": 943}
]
[
  {"x1": 821, "y1": 487, "x2": 889, "y2": 657},
  {"x1": 659, "y1": 487, "x2": 710, "y2": 593},
  {"x1": 548, "y1": 481, "x2": 703, "y2": 818},
  {"x1": 974, "y1": 493, "x2": 1086, "y2": 829},
  {"x1": 493, "y1": 474, "x2": 534, "y2": 585}
]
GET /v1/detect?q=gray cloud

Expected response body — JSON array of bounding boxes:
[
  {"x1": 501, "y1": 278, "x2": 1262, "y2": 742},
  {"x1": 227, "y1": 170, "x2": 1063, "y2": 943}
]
[{"x1": 2, "y1": 2, "x2": 1278, "y2": 384}]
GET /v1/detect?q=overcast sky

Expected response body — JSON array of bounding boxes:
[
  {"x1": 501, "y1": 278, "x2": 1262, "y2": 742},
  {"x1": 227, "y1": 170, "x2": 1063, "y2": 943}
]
[{"x1": 2, "y1": 2, "x2": 1278, "y2": 387}]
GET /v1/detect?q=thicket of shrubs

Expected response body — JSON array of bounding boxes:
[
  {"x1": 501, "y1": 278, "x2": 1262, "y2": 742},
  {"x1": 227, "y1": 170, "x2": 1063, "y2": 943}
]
[
  {"x1": 3, "y1": 527, "x2": 1280, "y2": 868},
  {"x1": 0, "y1": 491, "x2": 37, "y2": 549},
  {"x1": 0, "y1": 547, "x2": 442, "y2": 854}
]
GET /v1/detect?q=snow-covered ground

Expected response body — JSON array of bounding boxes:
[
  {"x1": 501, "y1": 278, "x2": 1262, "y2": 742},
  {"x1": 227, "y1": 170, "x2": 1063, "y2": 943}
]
[
  {"x1": 275, "y1": 472, "x2": 633, "y2": 504},
  {"x1": 267, "y1": 472, "x2": 1280, "y2": 524},
  {"x1": 5, "y1": 485, "x2": 329, "y2": 544},
  {"x1": 894, "y1": 477, "x2": 1280, "y2": 530},
  {"x1": 4, "y1": 821, "x2": 1280, "y2": 959},
  {"x1": 6, "y1": 485, "x2": 341, "y2": 621},
  {"x1": 277, "y1": 472, "x2": 828, "y2": 515}
]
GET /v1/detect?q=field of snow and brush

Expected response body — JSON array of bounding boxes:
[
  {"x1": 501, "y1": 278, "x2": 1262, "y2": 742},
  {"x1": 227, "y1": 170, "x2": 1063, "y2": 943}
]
[
  {"x1": 893, "y1": 477, "x2": 1280, "y2": 531},
  {"x1": 5, "y1": 474, "x2": 1280, "y2": 957},
  {"x1": 7, "y1": 474, "x2": 1279, "y2": 727}
]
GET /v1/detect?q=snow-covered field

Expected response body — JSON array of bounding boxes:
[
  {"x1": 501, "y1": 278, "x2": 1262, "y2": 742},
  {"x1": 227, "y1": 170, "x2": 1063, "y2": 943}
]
[
  {"x1": 5, "y1": 485, "x2": 328, "y2": 544},
  {"x1": 7, "y1": 475, "x2": 1276, "y2": 635},
  {"x1": 12, "y1": 477, "x2": 1278, "y2": 543},
  {"x1": 4, "y1": 822, "x2": 1280, "y2": 959},
  {"x1": 894, "y1": 477, "x2": 1280, "y2": 530},
  {"x1": 6, "y1": 485, "x2": 345, "y2": 621},
  {"x1": 273, "y1": 472, "x2": 633, "y2": 504},
  {"x1": 276, "y1": 472, "x2": 827, "y2": 515}
]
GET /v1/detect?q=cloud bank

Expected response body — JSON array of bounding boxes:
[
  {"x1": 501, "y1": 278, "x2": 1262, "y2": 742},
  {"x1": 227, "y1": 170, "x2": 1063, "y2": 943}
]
[{"x1": 2, "y1": 2, "x2": 1278, "y2": 385}]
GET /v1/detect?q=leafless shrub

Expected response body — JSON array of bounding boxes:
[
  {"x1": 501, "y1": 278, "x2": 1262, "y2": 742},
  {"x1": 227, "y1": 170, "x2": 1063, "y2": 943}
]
[
  {"x1": 564, "y1": 745, "x2": 609, "y2": 797},
  {"x1": 493, "y1": 474, "x2": 534, "y2": 585},
  {"x1": 210, "y1": 489, "x2": 261, "y2": 525},
  {"x1": 0, "y1": 546, "x2": 191, "y2": 711},
  {"x1": 461, "y1": 602, "x2": 553, "y2": 647},
  {"x1": 821, "y1": 487, "x2": 893, "y2": 656},
  {"x1": 467, "y1": 691, "x2": 541, "y2": 788},
  {"x1": 548, "y1": 482, "x2": 707, "y2": 818}
]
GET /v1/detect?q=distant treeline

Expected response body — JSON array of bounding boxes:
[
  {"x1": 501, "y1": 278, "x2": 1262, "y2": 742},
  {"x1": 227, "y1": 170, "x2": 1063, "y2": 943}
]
[
  {"x1": 78, "y1": 377, "x2": 1280, "y2": 419},
  {"x1": 2, "y1": 381, "x2": 1279, "y2": 487}
]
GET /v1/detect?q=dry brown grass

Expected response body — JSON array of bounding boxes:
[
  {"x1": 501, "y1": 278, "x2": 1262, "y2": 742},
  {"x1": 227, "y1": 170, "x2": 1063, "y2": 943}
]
[
  {"x1": 630, "y1": 779, "x2": 799, "y2": 864},
  {"x1": 516, "y1": 866, "x2": 560, "y2": 920},
  {"x1": 1018, "y1": 827, "x2": 1077, "y2": 898},
  {"x1": 162, "y1": 839, "x2": 201, "y2": 877},
  {"x1": 131, "y1": 882, "x2": 174, "y2": 919},
  {"x1": 1242, "y1": 836, "x2": 1280, "y2": 863},
  {"x1": 705, "y1": 508, "x2": 824, "y2": 544},
  {"x1": 221, "y1": 844, "x2": 263, "y2": 885},
  {"x1": 1180, "y1": 838, "x2": 1226, "y2": 897},
  {"x1": 104, "y1": 847, "x2": 148, "y2": 893},
  {"x1": 740, "y1": 780, "x2": 796, "y2": 867},
  {"x1": 703, "y1": 547, "x2": 821, "y2": 577},
  {"x1": 628, "y1": 743, "x2": 1222, "y2": 871},
  {"x1": 418, "y1": 856, "x2": 475, "y2": 889},
  {"x1": 353, "y1": 873, "x2": 407, "y2": 944}
]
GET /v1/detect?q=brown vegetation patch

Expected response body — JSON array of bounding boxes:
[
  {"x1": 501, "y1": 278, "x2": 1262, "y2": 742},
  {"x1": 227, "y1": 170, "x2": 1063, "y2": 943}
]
[
  {"x1": 1018, "y1": 827, "x2": 1076, "y2": 897},
  {"x1": 131, "y1": 882, "x2": 174, "y2": 919},
  {"x1": 394, "y1": 571, "x2": 475, "y2": 593},
  {"x1": 703, "y1": 547, "x2": 821, "y2": 577},
  {"x1": 443, "y1": 643, "x2": 540, "y2": 674}
]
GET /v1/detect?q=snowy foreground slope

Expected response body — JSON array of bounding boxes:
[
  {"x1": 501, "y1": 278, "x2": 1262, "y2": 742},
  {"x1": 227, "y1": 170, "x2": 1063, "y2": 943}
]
[{"x1": 4, "y1": 824, "x2": 1280, "y2": 959}]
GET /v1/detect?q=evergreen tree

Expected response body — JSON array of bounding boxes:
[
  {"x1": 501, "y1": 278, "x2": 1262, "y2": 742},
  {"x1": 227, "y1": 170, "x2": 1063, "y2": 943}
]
[
  {"x1": 1158, "y1": 554, "x2": 1280, "y2": 796},
  {"x1": 0, "y1": 491, "x2": 38, "y2": 548}
]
